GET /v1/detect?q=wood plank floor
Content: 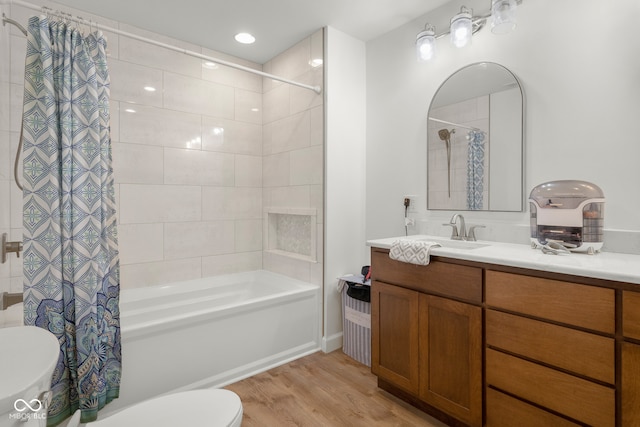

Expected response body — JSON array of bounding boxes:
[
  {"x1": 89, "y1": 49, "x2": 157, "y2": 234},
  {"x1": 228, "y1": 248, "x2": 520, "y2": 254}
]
[{"x1": 225, "y1": 350, "x2": 448, "y2": 427}]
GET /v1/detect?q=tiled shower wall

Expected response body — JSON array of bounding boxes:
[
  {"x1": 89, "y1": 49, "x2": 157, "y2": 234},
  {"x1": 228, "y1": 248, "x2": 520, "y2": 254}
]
[
  {"x1": 0, "y1": 2, "x2": 324, "y2": 292},
  {"x1": 262, "y1": 32, "x2": 324, "y2": 286}
]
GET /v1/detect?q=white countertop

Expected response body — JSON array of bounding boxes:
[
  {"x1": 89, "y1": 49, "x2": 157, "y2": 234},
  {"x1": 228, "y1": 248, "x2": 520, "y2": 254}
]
[{"x1": 367, "y1": 235, "x2": 640, "y2": 285}]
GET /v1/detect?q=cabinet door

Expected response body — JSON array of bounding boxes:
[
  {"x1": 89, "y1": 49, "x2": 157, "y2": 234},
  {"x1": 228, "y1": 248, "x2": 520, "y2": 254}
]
[
  {"x1": 623, "y1": 342, "x2": 640, "y2": 426},
  {"x1": 419, "y1": 294, "x2": 482, "y2": 427},
  {"x1": 371, "y1": 280, "x2": 420, "y2": 394}
]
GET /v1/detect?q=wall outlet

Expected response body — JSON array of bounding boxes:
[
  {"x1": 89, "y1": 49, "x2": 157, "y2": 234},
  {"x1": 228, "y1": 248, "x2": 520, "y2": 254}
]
[{"x1": 404, "y1": 195, "x2": 419, "y2": 213}]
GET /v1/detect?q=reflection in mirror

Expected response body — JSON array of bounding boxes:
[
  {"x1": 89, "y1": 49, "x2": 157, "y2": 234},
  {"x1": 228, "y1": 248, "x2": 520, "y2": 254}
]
[{"x1": 427, "y1": 62, "x2": 524, "y2": 211}]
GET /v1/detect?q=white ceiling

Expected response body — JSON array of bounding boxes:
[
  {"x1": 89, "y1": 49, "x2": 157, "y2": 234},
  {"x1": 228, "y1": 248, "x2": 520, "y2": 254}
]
[{"x1": 51, "y1": 0, "x2": 451, "y2": 64}]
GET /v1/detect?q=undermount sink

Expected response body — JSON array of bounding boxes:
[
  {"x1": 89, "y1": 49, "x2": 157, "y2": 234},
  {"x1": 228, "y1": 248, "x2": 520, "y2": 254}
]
[{"x1": 417, "y1": 237, "x2": 491, "y2": 250}]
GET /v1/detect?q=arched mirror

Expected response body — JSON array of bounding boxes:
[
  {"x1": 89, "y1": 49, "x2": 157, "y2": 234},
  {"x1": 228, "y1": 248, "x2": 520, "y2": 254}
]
[{"x1": 427, "y1": 62, "x2": 524, "y2": 211}]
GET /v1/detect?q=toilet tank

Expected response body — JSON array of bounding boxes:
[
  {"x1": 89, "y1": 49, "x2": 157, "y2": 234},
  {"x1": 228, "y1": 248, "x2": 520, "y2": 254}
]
[{"x1": 529, "y1": 180, "x2": 605, "y2": 254}]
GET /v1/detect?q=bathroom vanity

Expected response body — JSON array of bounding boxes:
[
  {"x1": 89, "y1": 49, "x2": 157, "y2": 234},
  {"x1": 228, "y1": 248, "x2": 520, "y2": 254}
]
[{"x1": 367, "y1": 236, "x2": 640, "y2": 427}]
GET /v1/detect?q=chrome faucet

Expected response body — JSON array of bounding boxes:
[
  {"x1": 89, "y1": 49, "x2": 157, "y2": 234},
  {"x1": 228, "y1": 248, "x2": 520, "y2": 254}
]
[
  {"x1": 443, "y1": 214, "x2": 466, "y2": 240},
  {"x1": 449, "y1": 214, "x2": 466, "y2": 240},
  {"x1": 442, "y1": 214, "x2": 485, "y2": 241}
]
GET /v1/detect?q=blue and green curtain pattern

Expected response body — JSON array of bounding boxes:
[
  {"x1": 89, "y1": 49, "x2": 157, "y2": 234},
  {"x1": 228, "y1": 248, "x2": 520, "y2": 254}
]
[
  {"x1": 466, "y1": 130, "x2": 486, "y2": 210},
  {"x1": 21, "y1": 15, "x2": 121, "y2": 426}
]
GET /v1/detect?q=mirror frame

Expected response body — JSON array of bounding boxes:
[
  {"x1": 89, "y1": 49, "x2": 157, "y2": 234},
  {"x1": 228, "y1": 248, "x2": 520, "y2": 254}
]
[{"x1": 427, "y1": 62, "x2": 525, "y2": 212}]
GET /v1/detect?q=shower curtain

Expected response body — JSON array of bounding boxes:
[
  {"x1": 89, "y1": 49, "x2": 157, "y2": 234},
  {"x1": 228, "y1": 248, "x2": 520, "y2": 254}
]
[
  {"x1": 21, "y1": 16, "x2": 121, "y2": 426},
  {"x1": 466, "y1": 130, "x2": 486, "y2": 210}
]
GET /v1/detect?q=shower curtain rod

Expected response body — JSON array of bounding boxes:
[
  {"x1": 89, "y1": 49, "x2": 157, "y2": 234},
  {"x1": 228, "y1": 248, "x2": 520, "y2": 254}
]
[
  {"x1": 1, "y1": 0, "x2": 322, "y2": 94},
  {"x1": 428, "y1": 116, "x2": 483, "y2": 132}
]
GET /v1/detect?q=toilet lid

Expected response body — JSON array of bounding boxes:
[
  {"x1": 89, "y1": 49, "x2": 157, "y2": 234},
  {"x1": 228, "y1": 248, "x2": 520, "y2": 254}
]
[{"x1": 89, "y1": 389, "x2": 242, "y2": 427}]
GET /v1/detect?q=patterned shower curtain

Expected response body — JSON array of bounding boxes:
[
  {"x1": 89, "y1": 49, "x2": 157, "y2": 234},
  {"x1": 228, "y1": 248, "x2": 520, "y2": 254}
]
[
  {"x1": 466, "y1": 130, "x2": 486, "y2": 210},
  {"x1": 21, "y1": 16, "x2": 121, "y2": 426}
]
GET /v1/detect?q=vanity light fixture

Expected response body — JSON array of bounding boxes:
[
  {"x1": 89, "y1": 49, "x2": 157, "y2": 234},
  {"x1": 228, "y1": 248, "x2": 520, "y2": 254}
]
[{"x1": 416, "y1": 0, "x2": 522, "y2": 61}]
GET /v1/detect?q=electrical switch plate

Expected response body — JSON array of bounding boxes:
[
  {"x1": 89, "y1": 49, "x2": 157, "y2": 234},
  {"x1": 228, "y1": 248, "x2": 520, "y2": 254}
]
[{"x1": 404, "y1": 195, "x2": 419, "y2": 213}]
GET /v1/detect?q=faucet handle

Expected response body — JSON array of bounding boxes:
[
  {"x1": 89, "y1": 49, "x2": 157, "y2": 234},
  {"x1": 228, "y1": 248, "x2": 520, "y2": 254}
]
[
  {"x1": 442, "y1": 223, "x2": 459, "y2": 239},
  {"x1": 467, "y1": 225, "x2": 486, "y2": 241}
]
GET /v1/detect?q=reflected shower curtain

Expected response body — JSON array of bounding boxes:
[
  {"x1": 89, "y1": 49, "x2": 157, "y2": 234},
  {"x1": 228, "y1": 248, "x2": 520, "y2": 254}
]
[
  {"x1": 466, "y1": 130, "x2": 486, "y2": 210},
  {"x1": 21, "y1": 16, "x2": 121, "y2": 426}
]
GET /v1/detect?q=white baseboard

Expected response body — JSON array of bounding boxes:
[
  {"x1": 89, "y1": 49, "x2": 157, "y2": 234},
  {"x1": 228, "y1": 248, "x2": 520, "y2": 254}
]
[{"x1": 322, "y1": 332, "x2": 343, "y2": 353}]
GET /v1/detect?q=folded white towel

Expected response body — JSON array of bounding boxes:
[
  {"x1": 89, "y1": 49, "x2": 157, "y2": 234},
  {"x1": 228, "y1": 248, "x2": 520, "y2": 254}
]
[{"x1": 389, "y1": 240, "x2": 441, "y2": 266}]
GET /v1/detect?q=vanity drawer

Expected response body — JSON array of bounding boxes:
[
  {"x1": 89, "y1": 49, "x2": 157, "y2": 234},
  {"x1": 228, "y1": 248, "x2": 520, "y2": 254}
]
[
  {"x1": 486, "y1": 387, "x2": 580, "y2": 427},
  {"x1": 371, "y1": 249, "x2": 482, "y2": 303},
  {"x1": 485, "y1": 270, "x2": 615, "y2": 334},
  {"x1": 623, "y1": 290, "x2": 640, "y2": 340},
  {"x1": 486, "y1": 310, "x2": 615, "y2": 384},
  {"x1": 486, "y1": 349, "x2": 615, "y2": 427}
]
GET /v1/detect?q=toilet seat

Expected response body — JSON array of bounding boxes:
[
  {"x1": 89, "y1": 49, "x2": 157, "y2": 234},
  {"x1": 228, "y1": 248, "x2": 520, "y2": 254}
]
[{"x1": 84, "y1": 389, "x2": 242, "y2": 427}]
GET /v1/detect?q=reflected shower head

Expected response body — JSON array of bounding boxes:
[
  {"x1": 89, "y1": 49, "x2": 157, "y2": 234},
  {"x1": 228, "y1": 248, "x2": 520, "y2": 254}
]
[{"x1": 438, "y1": 128, "x2": 455, "y2": 141}]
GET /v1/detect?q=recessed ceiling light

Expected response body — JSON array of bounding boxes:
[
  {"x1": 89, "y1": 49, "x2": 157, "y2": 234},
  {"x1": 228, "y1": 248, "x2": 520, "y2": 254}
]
[
  {"x1": 309, "y1": 58, "x2": 323, "y2": 68},
  {"x1": 125, "y1": 108, "x2": 136, "y2": 113},
  {"x1": 235, "y1": 32, "x2": 255, "y2": 44},
  {"x1": 143, "y1": 86, "x2": 156, "y2": 92},
  {"x1": 203, "y1": 61, "x2": 218, "y2": 69}
]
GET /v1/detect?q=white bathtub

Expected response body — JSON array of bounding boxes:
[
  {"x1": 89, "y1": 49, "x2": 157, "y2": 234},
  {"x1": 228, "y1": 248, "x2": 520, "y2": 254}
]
[{"x1": 2, "y1": 270, "x2": 322, "y2": 417}]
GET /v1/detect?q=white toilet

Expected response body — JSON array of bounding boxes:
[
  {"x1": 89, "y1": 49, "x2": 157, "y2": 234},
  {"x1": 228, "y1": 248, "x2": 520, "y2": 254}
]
[
  {"x1": 0, "y1": 326, "x2": 59, "y2": 427},
  {"x1": 68, "y1": 389, "x2": 243, "y2": 427}
]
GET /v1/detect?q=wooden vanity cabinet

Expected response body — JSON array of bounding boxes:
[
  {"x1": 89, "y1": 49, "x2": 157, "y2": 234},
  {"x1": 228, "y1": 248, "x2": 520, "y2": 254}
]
[
  {"x1": 622, "y1": 291, "x2": 640, "y2": 426},
  {"x1": 485, "y1": 270, "x2": 616, "y2": 427},
  {"x1": 371, "y1": 248, "x2": 482, "y2": 427}
]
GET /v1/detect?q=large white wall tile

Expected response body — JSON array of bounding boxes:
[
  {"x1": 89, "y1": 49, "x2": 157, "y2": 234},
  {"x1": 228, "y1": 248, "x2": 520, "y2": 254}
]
[
  {"x1": 119, "y1": 184, "x2": 201, "y2": 223},
  {"x1": 201, "y1": 48, "x2": 262, "y2": 92},
  {"x1": 9, "y1": 84, "x2": 22, "y2": 132},
  {"x1": 110, "y1": 103, "x2": 120, "y2": 143},
  {"x1": 290, "y1": 146, "x2": 323, "y2": 186},
  {"x1": 263, "y1": 110, "x2": 310, "y2": 155},
  {"x1": 263, "y1": 186, "x2": 310, "y2": 209},
  {"x1": 235, "y1": 219, "x2": 262, "y2": 252},
  {"x1": 263, "y1": 84, "x2": 290, "y2": 124},
  {"x1": 164, "y1": 221, "x2": 235, "y2": 259},
  {"x1": 202, "y1": 187, "x2": 262, "y2": 220},
  {"x1": 119, "y1": 37, "x2": 202, "y2": 78},
  {"x1": 310, "y1": 105, "x2": 324, "y2": 147},
  {"x1": 10, "y1": 34, "x2": 26, "y2": 84},
  {"x1": 201, "y1": 251, "x2": 262, "y2": 277},
  {"x1": 164, "y1": 73, "x2": 234, "y2": 118},
  {"x1": 120, "y1": 258, "x2": 202, "y2": 289},
  {"x1": 201, "y1": 117, "x2": 262, "y2": 156},
  {"x1": 119, "y1": 104, "x2": 201, "y2": 149},
  {"x1": 0, "y1": 181, "x2": 10, "y2": 229},
  {"x1": 108, "y1": 60, "x2": 163, "y2": 107},
  {"x1": 112, "y1": 143, "x2": 164, "y2": 184},
  {"x1": 9, "y1": 179, "x2": 21, "y2": 229},
  {"x1": 270, "y1": 37, "x2": 310, "y2": 80},
  {"x1": 0, "y1": 82, "x2": 9, "y2": 131},
  {"x1": 234, "y1": 89, "x2": 262, "y2": 124},
  {"x1": 0, "y1": 29, "x2": 9, "y2": 85},
  {"x1": 0, "y1": 131, "x2": 9, "y2": 180},
  {"x1": 164, "y1": 148, "x2": 234, "y2": 186},
  {"x1": 263, "y1": 152, "x2": 290, "y2": 187},
  {"x1": 290, "y1": 68, "x2": 323, "y2": 115},
  {"x1": 118, "y1": 223, "x2": 164, "y2": 265},
  {"x1": 235, "y1": 155, "x2": 262, "y2": 187}
]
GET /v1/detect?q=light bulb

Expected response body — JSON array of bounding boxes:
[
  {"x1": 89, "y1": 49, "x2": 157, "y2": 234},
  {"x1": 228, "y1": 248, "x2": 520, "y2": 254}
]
[
  {"x1": 416, "y1": 25, "x2": 436, "y2": 62},
  {"x1": 491, "y1": 0, "x2": 517, "y2": 34},
  {"x1": 450, "y1": 7, "x2": 473, "y2": 48}
]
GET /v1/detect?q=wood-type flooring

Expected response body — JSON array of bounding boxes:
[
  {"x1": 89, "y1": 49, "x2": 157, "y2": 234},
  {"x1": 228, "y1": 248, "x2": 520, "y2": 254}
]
[{"x1": 225, "y1": 350, "x2": 447, "y2": 427}]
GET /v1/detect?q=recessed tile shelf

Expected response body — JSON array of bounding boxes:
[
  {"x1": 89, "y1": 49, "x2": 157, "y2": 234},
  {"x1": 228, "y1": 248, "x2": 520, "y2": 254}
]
[{"x1": 264, "y1": 208, "x2": 317, "y2": 262}]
